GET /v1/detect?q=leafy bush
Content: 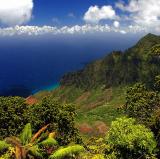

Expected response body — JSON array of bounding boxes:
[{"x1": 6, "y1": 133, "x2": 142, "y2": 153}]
[
  {"x1": 0, "y1": 97, "x2": 29, "y2": 138},
  {"x1": 106, "y1": 117, "x2": 157, "y2": 159},
  {"x1": 28, "y1": 97, "x2": 82, "y2": 145},
  {"x1": 125, "y1": 83, "x2": 159, "y2": 125},
  {"x1": 151, "y1": 44, "x2": 160, "y2": 57}
]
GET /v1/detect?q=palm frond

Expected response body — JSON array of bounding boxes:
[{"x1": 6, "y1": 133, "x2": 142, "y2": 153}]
[
  {"x1": 39, "y1": 137, "x2": 58, "y2": 147},
  {"x1": 15, "y1": 146, "x2": 22, "y2": 159},
  {"x1": 20, "y1": 123, "x2": 32, "y2": 145},
  {"x1": 31, "y1": 124, "x2": 49, "y2": 143},
  {"x1": 0, "y1": 141, "x2": 10, "y2": 152},
  {"x1": 5, "y1": 137, "x2": 22, "y2": 147},
  {"x1": 49, "y1": 145, "x2": 85, "y2": 159},
  {"x1": 28, "y1": 145, "x2": 43, "y2": 158}
]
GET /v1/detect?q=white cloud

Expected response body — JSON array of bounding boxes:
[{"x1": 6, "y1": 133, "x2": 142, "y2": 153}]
[
  {"x1": 116, "y1": 0, "x2": 160, "y2": 29},
  {"x1": 0, "y1": 24, "x2": 148, "y2": 36},
  {"x1": 0, "y1": 0, "x2": 33, "y2": 26},
  {"x1": 119, "y1": 30, "x2": 126, "y2": 34},
  {"x1": 84, "y1": 5, "x2": 117, "y2": 24},
  {"x1": 0, "y1": 25, "x2": 111, "y2": 36},
  {"x1": 68, "y1": 13, "x2": 76, "y2": 18},
  {"x1": 113, "y1": 21, "x2": 120, "y2": 28}
]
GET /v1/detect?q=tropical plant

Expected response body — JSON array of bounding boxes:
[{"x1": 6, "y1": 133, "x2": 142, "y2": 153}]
[
  {"x1": 0, "y1": 123, "x2": 85, "y2": 159},
  {"x1": 0, "y1": 123, "x2": 52, "y2": 159},
  {"x1": 105, "y1": 117, "x2": 157, "y2": 159}
]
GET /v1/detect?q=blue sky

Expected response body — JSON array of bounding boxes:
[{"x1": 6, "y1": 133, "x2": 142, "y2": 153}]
[
  {"x1": 31, "y1": 0, "x2": 118, "y2": 26},
  {"x1": 0, "y1": 0, "x2": 160, "y2": 36}
]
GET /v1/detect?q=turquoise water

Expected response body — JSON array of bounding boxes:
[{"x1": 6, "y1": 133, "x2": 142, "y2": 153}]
[{"x1": 32, "y1": 83, "x2": 60, "y2": 94}]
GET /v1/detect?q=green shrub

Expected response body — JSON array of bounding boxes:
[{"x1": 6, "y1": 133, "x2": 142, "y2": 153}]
[
  {"x1": 125, "y1": 83, "x2": 159, "y2": 125},
  {"x1": 28, "y1": 97, "x2": 82, "y2": 145},
  {"x1": 106, "y1": 117, "x2": 157, "y2": 159},
  {"x1": 0, "y1": 97, "x2": 29, "y2": 138}
]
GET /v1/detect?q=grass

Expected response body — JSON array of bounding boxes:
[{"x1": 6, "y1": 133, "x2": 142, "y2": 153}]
[
  {"x1": 34, "y1": 85, "x2": 127, "y2": 127},
  {"x1": 76, "y1": 86, "x2": 126, "y2": 126},
  {"x1": 76, "y1": 104, "x2": 124, "y2": 126}
]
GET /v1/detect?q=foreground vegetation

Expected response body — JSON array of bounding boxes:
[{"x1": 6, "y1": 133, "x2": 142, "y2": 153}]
[{"x1": 0, "y1": 74, "x2": 160, "y2": 158}]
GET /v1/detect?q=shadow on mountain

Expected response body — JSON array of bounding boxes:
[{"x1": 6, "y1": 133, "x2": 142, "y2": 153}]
[{"x1": 0, "y1": 85, "x2": 31, "y2": 98}]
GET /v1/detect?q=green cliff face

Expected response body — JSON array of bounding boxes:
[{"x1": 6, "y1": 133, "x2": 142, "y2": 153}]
[{"x1": 60, "y1": 33, "x2": 160, "y2": 89}]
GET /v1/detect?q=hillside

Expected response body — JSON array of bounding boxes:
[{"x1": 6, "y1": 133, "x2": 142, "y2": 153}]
[
  {"x1": 60, "y1": 33, "x2": 160, "y2": 89},
  {"x1": 34, "y1": 33, "x2": 160, "y2": 135}
]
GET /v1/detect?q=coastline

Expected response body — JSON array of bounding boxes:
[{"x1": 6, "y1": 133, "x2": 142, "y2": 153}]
[{"x1": 32, "y1": 83, "x2": 60, "y2": 95}]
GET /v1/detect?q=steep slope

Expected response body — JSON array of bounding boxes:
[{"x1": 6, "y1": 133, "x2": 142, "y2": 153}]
[
  {"x1": 60, "y1": 33, "x2": 160, "y2": 89},
  {"x1": 33, "y1": 33, "x2": 160, "y2": 135}
]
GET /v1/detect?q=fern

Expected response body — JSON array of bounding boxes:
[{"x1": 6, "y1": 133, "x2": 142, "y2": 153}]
[
  {"x1": 20, "y1": 123, "x2": 32, "y2": 145},
  {"x1": 0, "y1": 141, "x2": 10, "y2": 152},
  {"x1": 49, "y1": 145, "x2": 85, "y2": 159}
]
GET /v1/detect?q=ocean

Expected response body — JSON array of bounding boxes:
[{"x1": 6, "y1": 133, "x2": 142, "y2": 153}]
[{"x1": 0, "y1": 33, "x2": 143, "y2": 97}]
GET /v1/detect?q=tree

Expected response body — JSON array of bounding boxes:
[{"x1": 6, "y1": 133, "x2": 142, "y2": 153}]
[
  {"x1": 154, "y1": 75, "x2": 160, "y2": 91},
  {"x1": 106, "y1": 117, "x2": 157, "y2": 159},
  {"x1": 0, "y1": 97, "x2": 29, "y2": 139},
  {"x1": 28, "y1": 97, "x2": 81, "y2": 145},
  {"x1": 125, "y1": 83, "x2": 159, "y2": 125},
  {"x1": 151, "y1": 44, "x2": 160, "y2": 57}
]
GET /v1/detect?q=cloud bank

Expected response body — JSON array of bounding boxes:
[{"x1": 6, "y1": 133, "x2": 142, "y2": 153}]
[
  {"x1": 116, "y1": 0, "x2": 160, "y2": 31},
  {"x1": 0, "y1": 24, "x2": 147, "y2": 36},
  {"x1": 0, "y1": 0, "x2": 33, "y2": 26},
  {"x1": 83, "y1": 0, "x2": 160, "y2": 33}
]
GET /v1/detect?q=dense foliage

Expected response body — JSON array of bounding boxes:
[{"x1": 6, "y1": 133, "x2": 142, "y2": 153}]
[
  {"x1": 0, "y1": 123, "x2": 84, "y2": 159},
  {"x1": 0, "y1": 97, "x2": 28, "y2": 139},
  {"x1": 125, "y1": 83, "x2": 159, "y2": 125},
  {"x1": 28, "y1": 97, "x2": 81, "y2": 145},
  {"x1": 105, "y1": 117, "x2": 157, "y2": 159},
  {"x1": 0, "y1": 96, "x2": 80, "y2": 146}
]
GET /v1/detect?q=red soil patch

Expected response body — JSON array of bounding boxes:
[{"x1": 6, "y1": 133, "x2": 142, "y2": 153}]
[
  {"x1": 26, "y1": 96, "x2": 38, "y2": 105},
  {"x1": 78, "y1": 121, "x2": 108, "y2": 136},
  {"x1": 93, "y1": 121, "x2": 108, "y2": 136},
  {"x1": 78, "y1": 123, "x2": 93, "y2": 135}
]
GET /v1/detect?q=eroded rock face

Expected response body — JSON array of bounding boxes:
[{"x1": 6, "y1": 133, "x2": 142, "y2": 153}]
[{"x1": 26, "y1": 96, "x2": 38, "y2": 105}]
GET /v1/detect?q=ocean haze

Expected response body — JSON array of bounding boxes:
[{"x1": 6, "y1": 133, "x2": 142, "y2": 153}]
[{"x1": 0, "y1": 32, "x2": 144, "y2": 97}]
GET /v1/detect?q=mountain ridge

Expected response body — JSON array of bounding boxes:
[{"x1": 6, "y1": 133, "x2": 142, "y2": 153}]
[{"x1": 60, "y1": 33, "x2": 160, "y2": 89}]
